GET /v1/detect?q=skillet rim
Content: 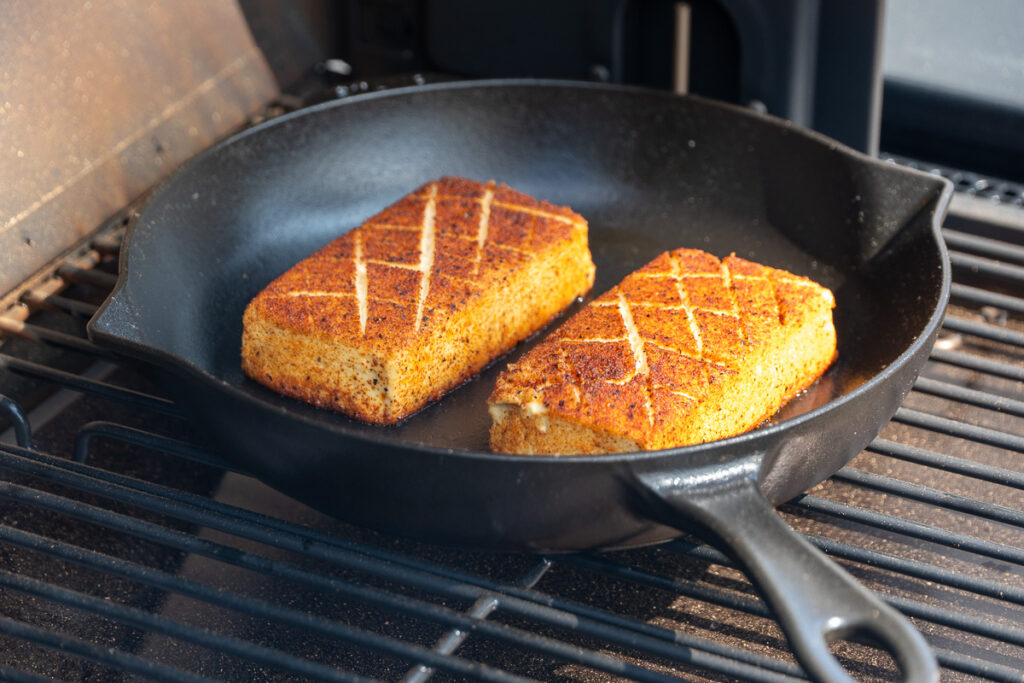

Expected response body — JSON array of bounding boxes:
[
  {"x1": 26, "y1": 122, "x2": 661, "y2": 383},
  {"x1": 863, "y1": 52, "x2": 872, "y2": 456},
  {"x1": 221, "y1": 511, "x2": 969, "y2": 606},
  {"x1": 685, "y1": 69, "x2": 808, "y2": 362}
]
[{"x1": 88, "y1": 78, "x2": 954, "y2": 466}]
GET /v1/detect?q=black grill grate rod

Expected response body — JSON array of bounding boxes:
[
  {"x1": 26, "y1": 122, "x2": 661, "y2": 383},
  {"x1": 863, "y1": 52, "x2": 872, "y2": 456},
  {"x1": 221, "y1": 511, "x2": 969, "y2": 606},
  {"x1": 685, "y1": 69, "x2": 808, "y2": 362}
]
[
  {"x1": 402, "y1": 595, "x2": 502, "y2": 683},
  {"x1": 942, "y1": 315, "x2": 1024, "y2": 346},
  {"x1": 0, "y1": 568, "x2": 379, "y2": 683},
  {"x1": 402, "y1": 559, "x2": 553, "y2": 683},
  {"x1": 0, "y1": 354, "x2": 181, "y2": 417},
  {"x1": 670, "y1": 534, "x2": 1024, "y2": 607},
  {"x1": 19, "y1": 291, "x2": 100, "y2": 318},
  {"x1": 893, "y1": 407, "x2": 1024, "y2": 452},
  {"x1": 948, "y1": 250, "x2": 1024, "y2": 285},
  {"x1": 74, "y1": 421, "x2": 242, "y2": 472},
  {"x1": 0, "y1": 394, "x2": 33, "y2": 449},
  {"x1": 868, "y1": 438, "x2": 1024, "y2": 489},
  {"x1": 950, "y1": 283, "x2": 1024, "y2": 315},
  {"x1": 0, "y1": 522, "x2": 536, "y2": 683},
  {"x1": 930, "y1": 349, "x2": 1024, "y2": 381},
  {"x1": 566, "y1": 553, "x2": 768, "y2": 617},
  {"x1": 664, "y1": 541, "x2": 1024, "y2": 681},
  {"x1": 4, "y1": 409, "x2": 1019, "y2": 679},
  {"x1": 931, "y1": 650, "x2": 1024, "y2": 683},
  {"x1": 883, "y1": 592, "x2": 1024, "y2": 648},
  {"x1": 568, "y1": 545, "x2": 1024, "y2": 647},
  {"x1": 0, "y1": 318, "x2": 114, "y2": 357},
  {"x1": 561, "y1": 555, "x2": 1024, "y2": 681},
  {"x1": 911, "y1": 377, "x2": 1024, "y2": 417},
  {"x1": 0, "y1": 433, "x2": 817, "y2": 678},
  {"x1": 815, "y1": 532, "x2": 1024, "y2": 604},
  {"x1": 792, "y1": 496, "x2": 1024, "y2": 566},
  {"x1": 54, "y1": 263, "x2": 118, "y2": 289},
  {"x1": 0, "y1": 615, "x2": 215, "y2": 683},
  {"x1": 943, "y1": 229, "x2": 1024, "y2": 265},
  {"x1": 833, "y1": 467, "x2": 1024, "y2": 527},
  {"x1": 0, "y1": 446, "x2": 798, "y2": 683}
]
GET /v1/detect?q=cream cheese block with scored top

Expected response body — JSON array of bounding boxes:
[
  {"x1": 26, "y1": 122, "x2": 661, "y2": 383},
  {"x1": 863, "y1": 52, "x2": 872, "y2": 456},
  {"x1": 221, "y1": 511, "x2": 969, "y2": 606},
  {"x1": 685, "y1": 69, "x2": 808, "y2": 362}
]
[
  {"x1": 241, "y1": 176, "x2": 596, "y2": 424},
  {"x1": 488, "y1": 248, "x2": 836, "y2": 454}
]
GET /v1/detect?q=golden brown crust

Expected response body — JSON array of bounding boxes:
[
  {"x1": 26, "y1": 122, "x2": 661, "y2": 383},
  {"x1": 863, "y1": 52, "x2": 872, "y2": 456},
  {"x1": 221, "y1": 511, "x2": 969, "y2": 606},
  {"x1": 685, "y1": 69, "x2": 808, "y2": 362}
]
[
  {"x1": 488, "y1": 249, "x2": 836, "y2": 454},
  {"x1": 242, "y1": 177, "x2": 595, "y2": 423}
]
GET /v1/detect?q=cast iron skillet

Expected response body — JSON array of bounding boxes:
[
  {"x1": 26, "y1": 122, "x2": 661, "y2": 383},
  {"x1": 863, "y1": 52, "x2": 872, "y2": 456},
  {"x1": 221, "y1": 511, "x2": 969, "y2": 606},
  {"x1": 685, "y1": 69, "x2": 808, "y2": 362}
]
[{"x1": 89, "y1": 81, "x2": 951, "y2": 682}]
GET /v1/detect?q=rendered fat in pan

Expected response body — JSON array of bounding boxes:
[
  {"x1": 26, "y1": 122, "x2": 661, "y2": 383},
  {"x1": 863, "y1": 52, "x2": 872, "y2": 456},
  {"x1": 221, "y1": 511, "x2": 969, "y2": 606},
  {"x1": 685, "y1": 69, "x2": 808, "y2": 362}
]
[{"x1": 89, "y1": 81, "x2": 952, "y2": 682}]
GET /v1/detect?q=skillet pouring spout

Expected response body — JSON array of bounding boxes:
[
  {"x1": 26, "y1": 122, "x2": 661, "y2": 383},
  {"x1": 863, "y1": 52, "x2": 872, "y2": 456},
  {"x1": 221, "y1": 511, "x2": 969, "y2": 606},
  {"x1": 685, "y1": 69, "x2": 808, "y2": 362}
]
[{"x1": 634, "y1": 457, "x2": 938, "y2": 683}]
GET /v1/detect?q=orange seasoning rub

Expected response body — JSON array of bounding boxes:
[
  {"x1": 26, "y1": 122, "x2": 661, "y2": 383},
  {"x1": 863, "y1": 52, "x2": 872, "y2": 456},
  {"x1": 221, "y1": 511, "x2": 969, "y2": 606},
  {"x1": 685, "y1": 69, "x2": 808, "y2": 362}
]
[
  {"x1": 241, "y1": 177, "x2": 595, "y2": 424},
  {"x1": 488, "y1": 249, "x2": 836, "y2": 454}
]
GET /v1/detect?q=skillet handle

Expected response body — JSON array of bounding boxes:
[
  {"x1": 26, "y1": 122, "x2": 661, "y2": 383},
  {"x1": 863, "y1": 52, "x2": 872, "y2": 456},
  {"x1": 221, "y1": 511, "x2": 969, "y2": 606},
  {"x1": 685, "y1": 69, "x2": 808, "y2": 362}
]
[{"x1": 639, "y1": 463, "x2": 937, "y2": 683}]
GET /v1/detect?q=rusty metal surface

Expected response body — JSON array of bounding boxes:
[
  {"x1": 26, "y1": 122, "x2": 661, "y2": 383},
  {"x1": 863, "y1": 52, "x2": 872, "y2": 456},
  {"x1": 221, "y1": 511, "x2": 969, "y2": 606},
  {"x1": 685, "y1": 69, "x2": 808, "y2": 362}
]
[{"x1": 0, "y1": 0, "x2": 278, "y2": 296}]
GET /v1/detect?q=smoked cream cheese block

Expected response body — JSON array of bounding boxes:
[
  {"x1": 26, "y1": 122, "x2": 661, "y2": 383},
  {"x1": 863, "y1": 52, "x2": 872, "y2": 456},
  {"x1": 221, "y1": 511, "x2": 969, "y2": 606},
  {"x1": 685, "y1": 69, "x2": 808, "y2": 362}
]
[
  {"x1": 488, "y1": 249, "x2": 836, "y2": 454},
  {"x1": 241, "y1": 177, "x2": 595, "y2": 424}
]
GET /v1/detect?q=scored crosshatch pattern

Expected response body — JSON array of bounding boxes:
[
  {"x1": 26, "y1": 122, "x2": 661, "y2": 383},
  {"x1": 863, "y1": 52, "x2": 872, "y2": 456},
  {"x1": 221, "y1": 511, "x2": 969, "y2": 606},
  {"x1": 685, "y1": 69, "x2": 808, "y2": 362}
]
[
  {"x1": 251, "y1": 176, "x2": 587, "y2": 344},
  {"x1": 494, "y1": 248, "x2": 835, "y2": 448},
  {"x1": 240, "y1": 175, "x2": 595, "y2": 423}
]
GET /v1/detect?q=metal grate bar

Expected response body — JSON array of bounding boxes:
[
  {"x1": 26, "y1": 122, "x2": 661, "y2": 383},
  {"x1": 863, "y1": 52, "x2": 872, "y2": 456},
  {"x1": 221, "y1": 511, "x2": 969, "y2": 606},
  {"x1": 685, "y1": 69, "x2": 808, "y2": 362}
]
[
  {"x1": 0, "y1": 453, "x2": 748, "y2": 683},
  {"x1": 671, "y1": 533, "x2": 1024, "y2": 607},
  {"x1": 884, "y1": 592, "x2": 1024, "y2": 647},
  {"x1": 950, "y1": 283, "x2": 1024, "y2": 315},
  {"x1": 942, "y1": 315, "x2": 1024, "y2": 346},
  {"x1": 0, "y1": 615, "x2": 214, "y2": 683},
  {"x1": 0, "y1": 354, "x2": 181, "y2": 417},
  {"x1": 912, "y1": 376, "x2": 1024, "y2": 417},
  {"x1": 665, "y1": 541, "x2": 1024, "y2": 679},
  {"x1": 0, "y1": 429, "x2": 810, "y2": 679},
  {"x1": 20, "y1": 291, "x2": 100, "y2": 318},
  {"x1": 54, "y1": 264, "x2": 118, "y2": 289},
  {"x1": 74, "y1": 421, "x2": 241, "y2": 471},
  {"x1": 455, "y1": 563, "x2": 807, "y2": 680},
  {"x1": 0, "y1": 485, "x2": 716, "y2": 683},
  {"x1": 868, "y1": 438, "x2": 1024, "y2": 489},
  {"x1": 564, "y1": 554, "x2": 767, "y2": 617},
  {"x1": 792, "y1": 496, "x2": 1024, "y2": 566},
  {"x1": 807, "y1": 534, "x2": 1024, "y2": 605},
  {"x1": 943, "y1": 229, "x2": 1024, "y2": 265},
  {"x1": 0, "y1": 443, "x2": 808, "y2": 682},
  {"x1": 402, "y1": 559, "x2": 554, "y2": 683},
  {"x1": 0, "y1": 522, "x2": 536, "y2": 683},
  {"x1": 833, "y1": 467, "x2": 1024, "y2": 527},
  {"x1": 930, "y1": 348, "x2": 1024, "y2": 381},
  {"x1": 404, "y1": 596, "x2": 500, "y2": 683},
  {"x1": 8, "y1": 395, "x2": 1024, "y2": 679},
  {"x1": 885, "y1": 153, "x2": 1024, "y2": 206},
  {"x1": 0, "y1": 318, "x2": 115, "y2": 357},
  {"x1": 570, "y1": 547, "x2": 1024, "y2": 646},
  {"x1": 893, "y1": 407, "x2": 1024, "y2": 452},
  {"x1": 0, "y1": 394, "x2": 33, "y2": 448},
  {"x1": 0, "y1": 569, "x2": 377, "y2": 683},
  {"x1": 948, "y1": 251, "x2": 1024, "y2": 285},
  {"x1": 933, "y1": 648, "x2": 1024, "y2": 683}
]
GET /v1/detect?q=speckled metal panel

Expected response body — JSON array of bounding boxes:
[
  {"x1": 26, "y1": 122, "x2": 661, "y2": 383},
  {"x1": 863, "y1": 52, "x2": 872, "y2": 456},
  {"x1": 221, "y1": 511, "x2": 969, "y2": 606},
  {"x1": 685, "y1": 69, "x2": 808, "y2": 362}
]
[{"x1": 0, "y1": 0, "x2": 278, "y2": 295}]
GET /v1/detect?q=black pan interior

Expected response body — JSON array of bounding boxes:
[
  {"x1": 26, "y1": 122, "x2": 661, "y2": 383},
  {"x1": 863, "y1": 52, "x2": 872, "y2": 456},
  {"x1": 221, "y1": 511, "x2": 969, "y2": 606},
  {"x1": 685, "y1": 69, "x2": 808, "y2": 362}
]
[{"x1": 100, "y1": 82, "x2": 946, "y2": 453}]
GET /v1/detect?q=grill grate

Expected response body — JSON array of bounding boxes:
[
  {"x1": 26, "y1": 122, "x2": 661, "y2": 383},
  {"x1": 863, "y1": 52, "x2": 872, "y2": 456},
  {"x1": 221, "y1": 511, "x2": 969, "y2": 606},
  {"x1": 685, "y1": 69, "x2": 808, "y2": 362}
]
[
  {"x1": 1, "y1": 197, "x2": 1023, "y2": 682},
  {"x1": 882, "y1": 154, "x2": 1024, "y2": 207}
]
